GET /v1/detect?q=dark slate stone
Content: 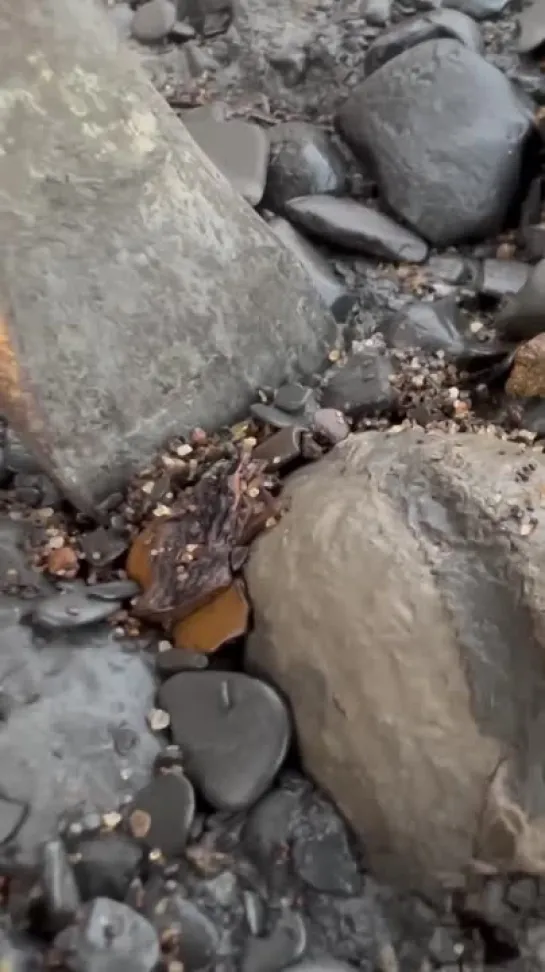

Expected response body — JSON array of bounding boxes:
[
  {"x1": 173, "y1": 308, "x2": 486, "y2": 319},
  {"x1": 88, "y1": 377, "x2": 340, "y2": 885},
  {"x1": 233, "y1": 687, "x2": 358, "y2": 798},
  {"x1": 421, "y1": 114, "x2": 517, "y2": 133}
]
[
  {"x1": 250, "y1": 402, "x2": 302, "y2": 429},
  {"x1": 79, "y1": 527, "x2": 129, "y2": 568},
  {"x1": 291, "y1": 794, "x2": 361, "y2": 896},
  {"x1": 311, "y1": 409, "x2": 350, "y2": 445},
  {"x1": 273, "y1": 382, "x2": 315, "y2": 414},
  {"x1": 242, "y1": 910, "x2": 307, "y2": 972},
  {"x1": 521, "y1": 224, "x2": 545, "y2": 262},
  {"x1": 129, "y1": 771, "x2": 196, "y2": 855},
  {"x1": 252, "y1": 426, "x2": 303, "y2": 470},
  {"x1": 30, "y1": 589, "x2": 122, "y2": 631},
  {"x1": 364, "y1": 9, "x2": 481, "y2": 76},
  {"x1": 87, "y1": 580, "x2": 140, "y2": 602},
  {"x1": 479, "y1": 259, "x2": 529, "y2": 299},
  {"x1": 184, "y1": 118, "x2": 269, "y2": 206},
  {"x1": 381, "y1": 297, "x2": 468, "y2": 356},
  {"x1": 337, "y1": 40, "x2": 532, "y2": 247},
  {"x1": 74, "y1": 833, "x2": 143, "y2": 901},
  {"x1": 55, "y1": 898, "x2": 159, "y2": 972},
  {"x1": 242, "y1": 786, "x2": 303, "y2": 868},
  {"x1": 284, "y1": 196, "x2": 428, "y2": 262},
  {"x1": 156, "y1": 646, "x2": 209, "y2": 676},
  {"x1": 263, "y1": 122, "x2": 348, "y2": 213},
  {"x1": 443, "y1": 0, "x2": 508, "y2": 19},
  {"x1": 320, "y1": 348, "x2": 396, "y2": 418},
  {"x1": 146, "y1": 893, "x2": 219, "y2": 971},
  {"x1": 158, "y1": 672, "x2": 291, "y2": 811},
  {"x1": 495, "y1": 258, "x2": 545, "y2": 342},
  {"x1": 426, "y1": 255, "x2": 470, "y2": 285},
  {"x1": 42, "y1": 839, "x2": 81, "y2": 931},
  {"x1": 268, "y1": 218, "x2": 357, "y2": 322},
  {"x1": 13, "y1": 472, "x2": 61, "y2": 508},
  {"x1": 0, "y1": 519, "x2": 52, "y2": 594}
]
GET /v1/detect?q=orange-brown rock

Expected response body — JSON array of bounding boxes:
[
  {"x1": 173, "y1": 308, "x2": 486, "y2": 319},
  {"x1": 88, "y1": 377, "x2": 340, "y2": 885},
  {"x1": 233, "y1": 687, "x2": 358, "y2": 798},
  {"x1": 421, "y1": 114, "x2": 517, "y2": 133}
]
[
  {"x1": 173, "y1": 581, "x2": 249, "y2": 653},
  {"x1": 46, "y1": 545, "x2": 79, "y2": 579},
  {"x1": 506, "y1": 333, "x2": 545, "y2": 397}
]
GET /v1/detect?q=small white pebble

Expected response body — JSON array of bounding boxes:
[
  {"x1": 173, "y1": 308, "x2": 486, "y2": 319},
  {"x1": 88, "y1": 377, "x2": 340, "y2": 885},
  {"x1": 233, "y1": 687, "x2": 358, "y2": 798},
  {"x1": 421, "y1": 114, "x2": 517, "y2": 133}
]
[
  {"x1": 158, "y1": 639, "x2": 172, "y2": 653},
  {"x1": 149, "y1": 848, "x2": 164, "y2": 862},
  {"x1": 153, "y1": 504, "x2": 171, "y2": 517},
  {"x1": 141, "y1": 480, "x2": 155, "y2": 495},
  {"x1": 470, "y1": 319, "x2": 484, "y2": 334},
  {"x1": 520, "y1": 521, "x2": 535, "y2": 537},
  {"x1": 176, "y1": 443, "x2": 193, "y2": 458},
  {"x1": 148, "y1": 708, "x2": 171, "y2": 732},
  {"x1": 102, "y1": 811, "x2": 122, "y2": 830},
  {"x1": 447, "y1": 386, "x2": 459, "y2": 401}
]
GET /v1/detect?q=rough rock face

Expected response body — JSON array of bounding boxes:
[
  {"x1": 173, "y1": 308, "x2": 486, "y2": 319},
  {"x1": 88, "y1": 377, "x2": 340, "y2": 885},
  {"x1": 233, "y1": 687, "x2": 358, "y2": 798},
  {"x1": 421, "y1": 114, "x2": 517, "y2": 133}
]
[
  {"x1": 246, "y1": 430, "x2": 545, "y2": 895},
  {"x1": 336, "y1": 39, "x2": 532, "y2": 246}
]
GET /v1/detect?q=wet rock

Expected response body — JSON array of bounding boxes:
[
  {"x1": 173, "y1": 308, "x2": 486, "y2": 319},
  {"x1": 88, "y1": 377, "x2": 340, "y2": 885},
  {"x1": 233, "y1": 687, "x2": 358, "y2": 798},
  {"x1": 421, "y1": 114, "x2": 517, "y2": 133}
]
[
  {"x1": 74, "y1": 833, "x2": 143, "y2": 902},
  {"x1": 506, "y1": 334, "x2": 545, "y2": 397},
  {"x1": 42, "y1": 839, "x2": 81, "y2": 931},
  {"x1": 185, "y1": 119, "x2": 269, "y2": 206},
  {"x1": 253, "y1": 427, "x2": 304, "y2": 470},
  {"x1": 158, "y1": 671, "x2": 291, "y2": 810},
  {"x1": 495, "y1": 259, "x2": 545, "y2": 342},
  {"x1": 518, "y1": 0, "x2": 545, "y2": 53},
  {"x1": 320, "y1": 349, "x2": 396, "y2": 419},
  {"x1": 131, "y1": 0, "x2": 176, "y2": 41},
  {"x1": 79, "y1": 527, "x2": 129, "y2": 568},
  {"x1": 284, "y1": 196, "x2": 428, "y2": 263},
  {"x1": 30, "y1": 589, "x2": 122, "y2": 631},
  {"x1": 311, "y1": 409, "x2": 350, "y2": 445},
  {"x1": 292, "y1": 794, "x2": 361, "y2": 895},
  {"x1": 242, "y1": 910, "x2": 307, "y2": 972},
  {"x1": 479, "y1": 259, "x2": 529, "y2": 299},
  {"x1": 0, "y1": 794, "x2": 27, "y2": 844},
  {"x1": 268, "y1": 218, "x2": 356, "y2": 322},
  {"x1": 263, "y1": 123, "x2": 347, "y2": 214},
  {"x1": 0, "y1": 623, "x2": 158, "y2": 864},
  {"x1": 274, "y1": 382, "x2": 315, "y2": 415},
  {"x1": 55, "y1": 897, "x2": 159, "y2": 972},
  {"x1": 156, "y1": 645, "x2": 209, "y2": 675},
  {"x1": 170, "y1": 19, "x2": 197, "y2": 40},
  {"x1": 146, "y1": 893, "x2": 219, "y2": 970},
  {"x1": 246, "y1": 430, "x2": 545, "y2": 893},
  {"x1": 444, "y1": 0, "x2": 508, "y2": 17},
  {"x1": 381, "y1": 297, "x2": 468, "y2": 356},
  {"x1": 337, "y1": 40, "x2": 532, "y2": 246},
  {"x1": 129, "y1": 771, "x2": 195, "y2": 855},
  {"x1": 87, "y1": 580, "x2": 140, "y2": 602},
  {"x1": 364, "y1": 9, "x2": 482, "y2": 76}
]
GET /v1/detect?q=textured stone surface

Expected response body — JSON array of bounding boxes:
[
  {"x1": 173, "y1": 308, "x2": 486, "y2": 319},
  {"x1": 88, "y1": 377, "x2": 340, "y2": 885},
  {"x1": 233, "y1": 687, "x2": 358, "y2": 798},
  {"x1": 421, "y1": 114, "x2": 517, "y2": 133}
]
[
  {"x1": 506, "y1": 334, "x2": 545, "y2": 398},
  {"x1": 0, "y1": 0, "x2": 335, "y2": 512},
  {"x1": 246, "y1": 430, "x2": 545, "y2": 893},
  {"x1": 495, "y1": 259, "x2": 545, "y2": 342}
]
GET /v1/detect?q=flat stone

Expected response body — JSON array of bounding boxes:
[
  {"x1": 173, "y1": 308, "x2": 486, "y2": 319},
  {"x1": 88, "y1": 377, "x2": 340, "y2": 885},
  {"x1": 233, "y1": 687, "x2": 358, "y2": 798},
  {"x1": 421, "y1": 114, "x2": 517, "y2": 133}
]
[
  {"x1": 444, "y1": 0, "x2": 508, "y2": 17},
  {"x1": 273, "y1": 382, "x2": 314, "y2": 414},
  {"x1": 364, "y1": 9, "x2": 482, "y2": 76},
  {"x1": 186, "y1": 119, "x2": 269, "y2": 206},
  {"x1": 506, "y1": 333, "x2": 545, "y2": 397},
  {"x1": 495, "y1": 259, "x2": 545, "y2": 342},
  {"x1": 253, "y1": 427, "x2": 303, "y2": 469},
  {"x1": 337, "y1": 40, "x2": 532, "y2": 246},
  {"x1": 0, "y1": 519, "x2": 52, "y2": 594},
  {"x1": 131, "y1": 0, "x2": 176, "y2": 41},
  {"x1": 74, "y1": 833, "x2": 143, "y2": 901},
  {"x1": 521, "y1": 224, "x2": 545, "y2": 261},
  {"x1": 250, "y1": 402, "x2": 302, "y2": 429},
  {"x1": 56, "y1": 898, "x2": 159, "y2": 972},
  {"x1": 158, "y1": 672, "x2": 291, "y2": 810},
  {"x1": 268, "y1": 218, "x2": 357, "y2": 322},
  {"x1": 13, "y1": 472, "x2": 61, "y2": 508},
  {"x1": 87, "y1": 580, "x2": 140, "y2": 602},
  {"x1": 242, "y1": 911, "x2": 307, "y2": 972},
  {"x1": 243, "y1": 786, "x2": 303, "y2": 868},
  {"x1": 321, "y1": 349, "x2": 396, "y2": 418},
  {"x1": 381, "y1": 297, "x2": 468, "y2": 356},
  {"x1": 518, "y1": 0, "x2": 545, "y2": 53},
  {"x1": 30, "y1": 590, "x2": 122, "y2": 631},
  {"x1": 129, "y1": 771, "x2": 195, "y2": 855},
  {"x1": 426, "y1": 255, "x2": 470, "y2": 285},
  {"x1": 42, "y1": 839, "x2": 81, "y2": 931},
  {"x1": 156, "y1": 646, "x2": 209, "y2": 675},
  {"x1": 79, "y1": 527, "x2": 129, "y2": 568},
  {"x1": 285, "y1": 196, "x2": 428, "y2": 263},
  {"x1": 479, "y1": 259, "x2": 529, "y2": 299},
  {"x1": 146, "y1": 894, "x2": 219, "y2": 971},
  {"x1": 311, "y1": 408, "x2": 350, "y2": 445},
  {"x1": 292, "y1": 792, "x2": 361, "y2": 895},
  {"x1": 263, "y1": 122, "x2": 348, "y2": 214}
]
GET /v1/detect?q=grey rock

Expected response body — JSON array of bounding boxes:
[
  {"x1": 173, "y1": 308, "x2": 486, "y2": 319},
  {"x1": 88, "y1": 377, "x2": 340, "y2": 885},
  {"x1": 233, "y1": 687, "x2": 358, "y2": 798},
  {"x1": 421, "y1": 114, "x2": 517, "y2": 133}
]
[
  {"x1": 56, "y1": 897, "x2": 159, "y2": 972},
  {"x1": 4, "y1": 431, "x2": 42, "y2": 476},
  {"x1": 522, "y1": 224, "x2": 545, "y2": 262},
  {"x1": 286, "y1": 962, "x2": 358, "y2": 972},
  {"x1": 131, "y1": 0, "x2": 176, "y2": 41},
  {"x1": 156, "y1": 646, "x2": 209, "y2": 675},
  {"x1": 146, "y1": 894, "x2": 219, "y2": 971},
  {"x1": 362, "y1": 0, "x2": 392, "y2": 26},
  {"x1": 129, "y1": 771, "x2": 195, "y2": 855},
  {"x1": 495, "y1": 259, "x2": 545, "y2": 342},
  {"x1": 321, "y1": 349, "x2": 396, "y2": 418},
  {"x1": 30, "y1": 590, "x2": 122, "y2": 631},
  {"x1": 253, "y1": 426, "x2": 304, "y2": 470},
  {"x1": 170, "y1": 18, "x2": 197, "y2": 40},
  {"x1": 364, "y1": 9, "x2": 482, "y2": 76},
  {"x1": 268, "y1": 218, "x2": 357, "y2": 322},
  {"x1": 443, "y1": 0, "x2": 508, "y2": 18},
  {"x1": 0, "y1": 622, "x2": 159, "y2": 864},
  {"x1": 79, "y1": 528, "x2": 129, "y2": 568},
  {"x1": 13, "y1": 472, "x2": 61, "y2": 508},
  {"x1": 519, "y1": 399, "x2": 545, "y2": 439},
  {"x1": 74, "y1": 833, "x2": 143, "y2": 901},
  {"x1": 285, "y1": 196, "x2": 428, "y2": 263},
  {"x1": 177, "y1": 0, "x2": 233, "y2": 37},
  {"x1": 274, "y1": 382, "x2": 315, "y2": 415},
  {"x1": 0, "y1": 0, "x2": 335, "y2": 514},
  {"x1": 268, "y1": 43, "x2": 308, "y2": 87},
  {"x1": 42, "y1": 839, "x2": 81, "y2": 931},
  {"x1": 0, "y1": 794, "x2": 27, "y2": 845},
  {"x1": 107, "y1": 2, "x2": 133, "y2": 38},
  {"x1": 0, "y1": 519, "x2": 53, "y2": 593},
  {"x1": 87, "y1": 580, "x2": 140, "y2": 602},
  {"x1": 311, "y1": 408, "x2": 350, "y2": 445},
  {"x1": 186, "y1": 118, "x2": 269, "y2": 206},
  {"x1": 242, "y1": 785, "x2": 303, "y2": 868},
  {"x1": 158, "y1": 672, "x2": 291, "y2": 810},
  {"x1": 242, "y1": 911, "x2": 307, "y2": 972},
  {"x1": 263, "y1": 123, "x2": 347, "y2": 214},
  {"x1": 479, "y1": 259, "x2": 529, "y2": 300},
  {"x1": 382, "y1": 297, "x2": 468, "y2": 356},
  {"x1": 292, "y1": 793, "x2": 361, "y2": 895},
  {"x1": 250, "y1": 402, "x2": 301, "y2": 429},
  {"x1": 181, "y1": 102, "x2": 228, "y2": 125},
  {"x1": 426, "y1": 255, "x2": 470, "y2": 285},
  {"x1": 518, "y1": 0, "x2": 545, "y2": 52},
  {"x1": 337, "y1": 40, "x2": 532, "y2": 247}
]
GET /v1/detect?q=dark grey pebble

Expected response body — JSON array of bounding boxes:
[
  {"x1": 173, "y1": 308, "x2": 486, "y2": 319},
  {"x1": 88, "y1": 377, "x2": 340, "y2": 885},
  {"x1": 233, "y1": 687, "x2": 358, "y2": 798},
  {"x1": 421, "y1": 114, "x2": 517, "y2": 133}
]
[
  {"x1": 13, "y1": 472, "x2": 61, "y2": 508},
  {"x1": 263, "y1": 122, "x2": 347, "y2": 214},
  {"x1": 156, "y1": 646, "x2": 209, "y2": 676},
  {"x1": 242, "y1": 911, "x2": 307, "y2": 972},
  {"x1": 284, "y1": 196, "x2": 428, "y2": 263},
  {"x1": 273, "y1": 382, "x2": 315, "y2": 415},
  {"x1": 30, "y1": 591, "x2": 122, "y2": 631},
  {"x1": 170, "y1": 18, "x2": 197, "y2": 40},
  {"x1": 0, "y1": 519, "x2": 52, "y2": 593},
  {"x1": 365, "y1": 9, "x2": 481, "y2": 77},
  {"x1": 311, "y1": 408, "x2": 350, "y2": 445},
  {"x1": 250, "y1": 402, "x2": 302, "y2": 430},
  {"x1": 129, "y1": 771, "x2": 195, "y2": 855},
  {"x1": 381, "y1": 297, "x2": 468, "y2": 357},
  {"x1": 158, "y1": 672, "x2": 291, "y2": 811},
  {"x1": 495, "y1": 258, "x2": 545, "y2": 342},
  {"x1": 321, "y1": 348, "x2": 396, "y2": 419},
  {"x1": 426, "y1": 255, "x2": 470, "y2": 285},
  {"x1": 268, "y1": 217, "x2": 357, "y2": 323},
  {"x1": 4, "y1": 431, "x2": 42, "y2": 476},
  {"x1": 131, "y1": 0, "x2": 176, "y2": 41},
  {"x1": 243, "y1": 890, "x2": 267, "y2": 936},
  {"x1": 479, "y1": 259, "x2": 529, "y2": 299},
  {"x1": 42, "y1": 839, "x2": 81, "y2": 931},
  {"x1": 518, "y1": 0, "x2": 545, "y2": 52},
  {"x1": 185, "y1": 118, "x2": 269, "y2": 206},
  {"x1": 55, "y1": 897, "x2": 159, "y2": 972},
  {"x1": 243, "y1": 787, "x2": 301, "y2": 868},
  {"x1": 146, "y1": 893, "x2": 219, "y2": 971},
  {"x1": 521, "y1": 224, "x2": 545, "y2": 262},
  {"x1": 79, "y1": 527, "x2": 129, "y2": 568},
  {"x1": 291, "y1": 796, "x2": 361, "y2": 896},
  {"x1": 444, "y1": 0, "x2": 508, "y2": 19},
  {"x1": 252, "y1": 427, "x2": 303, "y2": 470},
  {"x1": 87, "y1": 580, "x2": 140, "y2": 602},
  {"x1": 0, "y1": 794, "x2": 27, "y2": 845},
  {"x1": 73, "y1": 833, "x2": 143, "y2": 901}
]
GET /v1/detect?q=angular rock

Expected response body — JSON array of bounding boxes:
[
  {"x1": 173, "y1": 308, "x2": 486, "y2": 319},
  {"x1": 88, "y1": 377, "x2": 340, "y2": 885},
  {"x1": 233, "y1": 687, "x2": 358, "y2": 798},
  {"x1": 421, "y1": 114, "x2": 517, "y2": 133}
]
[
  {"x1": 0, "y1": 0, "x2": 335, "y2": 513},
  {"x1": 495, "y1": 259, "x2": 545, "y2": 342},
  {"x1": 443, "y1": 0, "x2": 508, "y2": 18},
  {"x1": 381, "y1": 297, "x2": 468, "y2": 356},
  {"x1": 311, "y1": 409, "x2": 350, "y2": 445},
  {"x1": 364, "y1": 9, "x2": 482, "y2": 76},
  {"x1": 250, "y1": 402, "x2": 301, "y2": 429},
  {"x1": 506, "y1": 334, "x2": 545, "y2": 397},
  {"x1": 242, "y1": 911, "x2": 307, "y2": 972},
  {"x1": 320, "y1": 349, "x2": 396, "y2": 418},
  {"x1": 158, "y1": 671, "x2": 291, "y2": 810},
  {"x1": 252, "y1": 427, "x2": 304, "y2": 470},
  {"x1": 268, "y1": 218, "x2": 357, "y2": 322},
  {"x1": 55, "y1": 898, "x2": 159, "y2": 972},
  {"x1": 146, "y1": 893, "x2": 219, "y2": 971},
  {"x1": 246, "y1": 430, "x2": 545, "y2": 893},
  {"x1": 30, "y1": 589, "x2": 122, "y2": 631},
  {"x1": 185, "y1": 118, "x2": 269, "y2": 206},
  {"x1": 291, "y1": 793, "x2": 361, "y2": 895},
  {"x1": 518, "y1": 0, "x2": 545, "y2": 53},
  {"x1": 337, "y1": 40, "x2": 532, "y2": 246},
  {"x1": 156, "y1": 645, "x2": 209, "y2": 675},
  {"x1": 263, "y1": 122, "x2": 348, "y2": 214},
  {"x1": 129, "y1": 771, "x2": 195, "y2": 854},
  {"x1": 79, "y1": 528, "x2": 129, "y2": 568},
  {"x1": 479, "y1": 259, "x2": 529, "y2": 300},
  {"x1": 131, "y1": 0, "x2": 176, "y2": 41},
  {"x1": 74, "y1": 833, "x2": 143, "y2": 901},
  {"x1": 273, "y1": 382, "x2": 315, "y2": 415},
  {"x1": 426, "y1": 255, "x2": 470, "y2": 285},
  {"x1": 284, "y1": 196, "x2": 428, "y2": 263}
]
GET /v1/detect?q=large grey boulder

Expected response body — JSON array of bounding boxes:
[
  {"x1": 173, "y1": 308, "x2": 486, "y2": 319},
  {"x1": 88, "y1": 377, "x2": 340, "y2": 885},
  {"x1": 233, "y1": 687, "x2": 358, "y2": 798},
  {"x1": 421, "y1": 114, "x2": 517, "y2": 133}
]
[
  {"x1": 337, "y1": 39, "x2": 532, "y2": 247},
  {"x1": 246, "y1": 429, "x2": 545, "y2": 895},
  {"x1": 0, "y1": 0, "x2": 335, "y2": 513}
]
